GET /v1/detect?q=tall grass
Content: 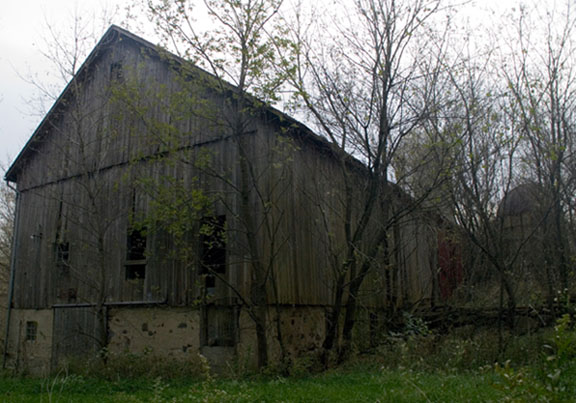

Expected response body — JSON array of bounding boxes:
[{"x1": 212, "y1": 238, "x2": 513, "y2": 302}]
[{"x1": 1, "y1": 316, "x2": 575, "y2": 401}]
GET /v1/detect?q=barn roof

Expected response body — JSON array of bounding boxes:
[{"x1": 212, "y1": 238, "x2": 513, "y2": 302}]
[{"x1": 4, "y1": 25, "x2": 336, "y2": 183}]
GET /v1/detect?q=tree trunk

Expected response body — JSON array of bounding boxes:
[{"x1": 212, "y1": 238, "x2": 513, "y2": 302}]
[
  {"x1": 321, "y1": 269, "x2": 347, "y2": 367},
  {"x1": 553, "y1": 198, "x2": 568, "y2": 291},
  {"x1": 97, "y1": 235, "x2": 108, "y2": 360},
  {"x1": 237, "y1": 111, "x2": 269, "y2": 368},
  {"x1": 340, "y1": 229, "x2": 389, "y2": 361},
  {"x1": 253, "y1": 305, "x2": 268, "y2": 369},
  {"x1": 501, "y1": 270, "x2": 516, "y2": 329},
  {"x1": 339, "y1": 280, "x2": 360, "y2": 362}
]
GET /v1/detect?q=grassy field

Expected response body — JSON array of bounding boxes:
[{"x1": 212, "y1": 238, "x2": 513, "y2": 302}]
[
  {"x1": 0, "y1": 367, "x2": 513, "y2": 402},
  {"x1": 1, "y1": 359, "x2": 575, "y2": 402},
  {"x1": 1, "y1": 316, "x2": 575, "y2": 402}
]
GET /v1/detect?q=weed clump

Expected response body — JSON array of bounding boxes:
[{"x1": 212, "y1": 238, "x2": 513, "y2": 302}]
[{"x1": 57, "y1": 351, "x2": 205, "y2": 380}]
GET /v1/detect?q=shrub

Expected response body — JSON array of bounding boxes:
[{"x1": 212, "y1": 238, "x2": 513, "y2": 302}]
[{"x1": 58, "y1": 351, "x2": 204, "y2": 380}]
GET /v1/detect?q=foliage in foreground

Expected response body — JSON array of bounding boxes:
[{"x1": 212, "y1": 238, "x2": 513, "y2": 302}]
[
  {"x1": 0, "y1": 367, "x2": 506, "y2": 402},
  {"x1": 1, "y1": 315, "x2": 575, "y2": 402}
]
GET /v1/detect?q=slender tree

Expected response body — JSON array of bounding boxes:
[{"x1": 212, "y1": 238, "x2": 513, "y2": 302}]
[
  {"x1": 281, "y1": 0, "x2": 452, "y2": 362},
  {"x1": 144, "y1": 0, "x2": 288, "y2": 368},
  {"x1": 0, "y1": 177, "x2": 15, "y2": 342},
  {"x1": 500, "y1": 1, "x2": 576, "y2": 300}
]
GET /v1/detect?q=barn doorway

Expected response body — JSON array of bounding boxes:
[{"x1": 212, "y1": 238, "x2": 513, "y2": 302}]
[{"x1": 51, "y1": 305, "x2": 106, "y2": 369}]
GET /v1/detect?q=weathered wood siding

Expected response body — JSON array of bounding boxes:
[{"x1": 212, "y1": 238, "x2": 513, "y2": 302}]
[
  {"x1": 52, "y1": 306, "x2": 104, "y2": 367},
  {"x1": 11, "y1": 29, "x2": 440, "y2": 313}
]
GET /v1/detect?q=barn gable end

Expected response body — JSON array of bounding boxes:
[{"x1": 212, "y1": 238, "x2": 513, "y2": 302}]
[{"x1": 2, "y1": 26, "x2": 447, "y2": 374}]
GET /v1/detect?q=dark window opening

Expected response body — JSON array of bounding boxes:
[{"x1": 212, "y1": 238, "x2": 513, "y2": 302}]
[
  {"x1": 127, "y1": 228, "x2": 147, "y2": 261},
  {"x1": 200, "y1": 216, "x2": 226, "y2": 273},
  {"x1": 126, "y1": 227, "x2": 147, "y2": 280},
  {"x1": 204, "y1": 275, "x2": 216, "y2": 297},
  {"x1": 204, "y1": 307, "x2": 235, "y2": 347},
  {"x1": 55, "y1": 200, "x2": 69, "y2": 273},
  {"x1": 200, "y1": 216, "x2": 226, "y2": 296},
  {"x1": 55, "y1": 241, "x2": 70, "y2": 272},
  {"x1": 110, "y1": 61, "x2": 124, "y2": 82},
  {"x1": 57, "y1": 242, "x2": 70, "y2": 263},
  {"x1": 126, "y1": 263, "x2": 146, "y2": 280},
  {"x1": 26, "y1": 321, "x2": 38, "y2": 341}
]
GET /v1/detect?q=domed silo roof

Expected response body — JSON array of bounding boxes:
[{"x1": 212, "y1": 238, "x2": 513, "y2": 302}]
[{"x1": 498, "y1": 183, "x2": 543, "y2": 217}]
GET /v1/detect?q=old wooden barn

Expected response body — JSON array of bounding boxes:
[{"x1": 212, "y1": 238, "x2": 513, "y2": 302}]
[{"x1": 2, "y1": 26, "x2": 456, "y2": 374}]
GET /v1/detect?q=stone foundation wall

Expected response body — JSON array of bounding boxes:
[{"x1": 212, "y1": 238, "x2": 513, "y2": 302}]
[
  {"x1": 6, "y1": 304, "x2": 328, "y2": 374},
  {"x1": 108, "y1": 305, "x2": 326, "y2": 369},
  {"x1": 107, "y1": 306, "x2": 201, "y2": 358},
  {"x1": 236, "y1": 305, "x2": 326, "y2": 368},
  {"x1": 4, "y1": 309, "x2": 53, "y2": 376}
]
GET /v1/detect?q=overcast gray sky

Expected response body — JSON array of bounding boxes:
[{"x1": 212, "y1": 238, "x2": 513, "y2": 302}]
[
  {"x1": 0, "y1": 0, "x2": 525, "y2": 171},
  {"x1": 0, "y1": 0, "x2": 144, "y2": 166},
  {"x1": 0, "y1": 1, "x2": 55, "y2": 163}
]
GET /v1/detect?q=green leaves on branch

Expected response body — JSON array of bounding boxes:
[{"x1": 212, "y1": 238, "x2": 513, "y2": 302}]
[
  {"x1": 146, "y1": 0, "x2": 286, "y2": 104},
  {"x1": 139, "y1": 175, "x2": 213, "y2": 241}
]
